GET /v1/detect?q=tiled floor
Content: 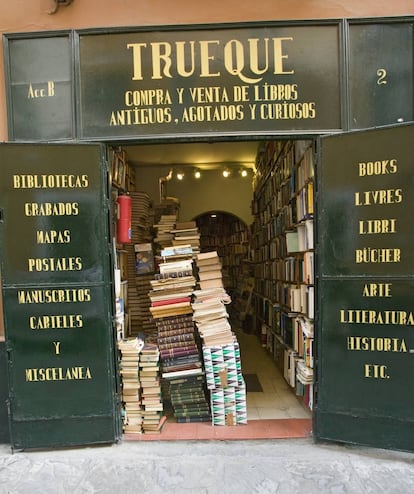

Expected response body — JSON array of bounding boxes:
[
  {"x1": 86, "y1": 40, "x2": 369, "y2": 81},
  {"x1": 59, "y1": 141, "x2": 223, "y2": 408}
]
[
  {"x1": 125, "y1": 327, "x2": 312, "y2": 441},
  {"x1": 237, "y1": 329, "x2": 312, "y2": 421}
]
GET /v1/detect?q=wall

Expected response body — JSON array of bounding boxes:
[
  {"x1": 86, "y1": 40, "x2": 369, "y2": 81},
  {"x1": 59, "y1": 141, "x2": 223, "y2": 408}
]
[{"x1": 135, "y1": 166, "x2": 254, "y2": 225}]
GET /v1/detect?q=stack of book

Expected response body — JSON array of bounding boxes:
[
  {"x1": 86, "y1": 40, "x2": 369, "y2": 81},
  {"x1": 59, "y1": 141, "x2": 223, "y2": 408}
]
[
  {"x1": 140, "y1": 343, "x2": 166, "y2": 434},
  {"x1": 132, "y1": 272, "x2": 158, "y2": 340},
  {"x1": 130, "y1": 191, "x2": 153, "y2": 237},
  {"x1": 193, "y1": 251, "x2": 248, "y2": 426},
  {"x1": 118, "y1": 337, "x2": 144, "y2": 434},
  {"x1": 192, "y1": 251, "x2": 234, "y2": 347},
  {"x1": 171, "y1": 221, "x2": 201, "y2": 256},
  {"x1": 153, "y1": 198, "x2": 180, "y2": 226},
  {"x1": 192, "y1": 294, "x2": 234, "y2": 347},
  {"x1": 122, "y1": 191, "x2": 156, "y2": 339},
  {"x1": 157, "y1": 314, "x2": 202, "y2": 376},
  {"x1": 149, "y1": 245, "x2": 210, "y2": 423},
  {"x1": 154, "y1": 214, "x2": 177, "y2": 247},
  {"x1": 195, "y1": 251, "x2": 224, "y2": 290},
  {"x1": 168, "y1": 374, "x2": 211, "y2": 423}
]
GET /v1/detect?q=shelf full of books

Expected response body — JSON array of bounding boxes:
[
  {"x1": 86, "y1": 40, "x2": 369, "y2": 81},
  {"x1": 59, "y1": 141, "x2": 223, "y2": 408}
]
[
  {"x1": 251, "y1": 139, "x2": 315, "y2": 411},
  {"x1": 110, "y1": 146, "x2": 136, "y2": 191},
  {"x1": 198, "y1": 213, "x2": 250, "y2": 316}
]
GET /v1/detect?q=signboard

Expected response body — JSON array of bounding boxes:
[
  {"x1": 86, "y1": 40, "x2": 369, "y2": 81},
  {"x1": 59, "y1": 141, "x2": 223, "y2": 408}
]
[
  {"x1": 78, "y1": 24, "x2": 342, "y2": 138},
  {"x1": 315, "y1": 124, "x2": 414, "y2": 452},
  {"x1": 348, "y1": 22, "x2": 414, "y2": 129},
  {"x1": 4, "y1": 35, "x2": 74, "y2": 141},
  {"x1": 0, "y1": 143, "x2": 120, "y2": 449},
  {"x1": 4, "y1": 19, "x2": 414, "y2": 141}
]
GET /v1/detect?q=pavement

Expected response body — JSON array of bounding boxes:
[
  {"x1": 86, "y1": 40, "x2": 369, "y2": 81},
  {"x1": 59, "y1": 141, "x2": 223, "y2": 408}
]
[{"x1": 0, "y1": 437, "x2": 414, "y2": 493}]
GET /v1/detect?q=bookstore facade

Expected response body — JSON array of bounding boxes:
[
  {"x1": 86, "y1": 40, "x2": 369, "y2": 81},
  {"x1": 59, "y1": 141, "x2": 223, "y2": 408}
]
[{"x1": 0, "y1": 5, "x2": 414, "y2": 452}]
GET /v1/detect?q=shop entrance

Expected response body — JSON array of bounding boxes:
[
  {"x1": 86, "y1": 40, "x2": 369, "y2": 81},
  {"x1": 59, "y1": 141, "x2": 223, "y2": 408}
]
[
  {"x1": 114, "y1": 137, "x2": 315, "y2": 439},
  {"x1": 1, "y1": 124, "x2": 413, "y2": 451}
]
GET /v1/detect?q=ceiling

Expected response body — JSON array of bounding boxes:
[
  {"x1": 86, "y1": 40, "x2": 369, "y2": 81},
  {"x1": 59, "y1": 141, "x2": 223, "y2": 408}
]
[{"x1": 123, "y1": 141, "x2": 260, "y2": 169}]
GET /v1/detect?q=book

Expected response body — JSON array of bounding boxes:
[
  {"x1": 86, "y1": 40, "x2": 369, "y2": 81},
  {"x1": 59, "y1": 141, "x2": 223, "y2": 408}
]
[
  {"x1": 176, "y1": 416, "x2": 211, "y2": 423},
  {"x1": 151, "y1": 296, "x2": 191, "y2": 307},
  {"x1": 173, "y1": 221, "x2": 197, "y2": 230},
  {"x1": 199, "y1": 278, "x2": 224, "y2": 290},
  {"x1": 157, "y1": 326, "x2": 196, "y2": 338},
  {"x1": 157, "y1": 333, "x2": 196, "y2": 345},
  {"x1": 161, "y1": 245, "x2": 193, "y2": 257},
  {"x1": 160, "y1": 346, "x2": 199, "y2": 358},
  {"x1": 153, "y1": 270, "x2": 193, "y2": 280},
  {"x1": 134, "y1": 243, "x2": 155, "y2": 275},
  {"x1": 159, "y1": 259, "x2": 193, "y2": 274},
  {"x1": 162, "y1": 367, "x2": 204, "y2": 379},
  {"x1": 198, "y1": 270, "x2": 223, "y2": 281},
  {"x1": 149, "y1": 305, "x2": 193, "y2": 318},
  {"x1": 196, "y1": 251, "x2": 218, "y2": 261}
]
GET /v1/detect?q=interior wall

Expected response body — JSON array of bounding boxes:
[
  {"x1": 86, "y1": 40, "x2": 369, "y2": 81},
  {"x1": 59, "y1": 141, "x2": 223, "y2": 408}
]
[{"x1": 135, "y1": 165, "x2": 254, "y2": 225}]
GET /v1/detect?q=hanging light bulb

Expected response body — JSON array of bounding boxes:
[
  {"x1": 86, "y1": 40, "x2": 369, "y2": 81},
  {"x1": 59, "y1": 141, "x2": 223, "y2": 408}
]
[
  {"x1": 176, "y1": 171, "x2": 185, "y2": 181},
  {"x1": 194, "y1": 169, "x2": 201, "y2": 179},
  {"x1": 222, "y1": 169, "x2": 230, "y2": 178},
  {"x1": 240, "y1": 168, "x2": 248, "y2": 177}
]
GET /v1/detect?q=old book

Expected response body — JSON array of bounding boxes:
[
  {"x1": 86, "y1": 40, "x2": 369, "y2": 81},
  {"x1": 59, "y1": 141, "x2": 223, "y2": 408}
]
[
  {"x1": 134, "y1": 243, "x2": 155, "y2": 275},
  {"x1": 158, "y1": 340, "x2": 198, "y2": 351},
  {"x1": 162, "y1": 367, "x2": 204, "y2": 379},
  {"x1": 151, "y1": 296, "x2": 191, "y2": 307},
  {"x1": 198, "y1": 269, "x2": 222, "y2": 281},
  {"x1": 174, "y1": 221, "x2": 197, "y2": 230},
  {"x1": 157, "y1": 333, "x2": 196, "y2": 345},
  {"x1": 157, "y1": 326, "x2": 195, "y2": 338},
  {"x1": 196, "y1": 251, "x2": 218, "y2": 261},
  {"x1": 199, "y1": 278, "x2": 224, "y2": 290}
]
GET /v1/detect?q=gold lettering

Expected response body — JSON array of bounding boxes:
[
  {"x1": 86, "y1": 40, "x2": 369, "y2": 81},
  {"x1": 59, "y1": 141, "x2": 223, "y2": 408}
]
[
  {"x1": 176, "y1": 41, "x2": 196, "y2": 77},
  {"x1": 127, "y1": 42, "x2": 147, "y2": 80},
  {"x1": 199, "y1": 40, "x2": 220, "y2": 77},
  {"x1": 13, "y1": 175, "x2": 88, "y2": 189},
  {"x1": 340, "y1": 309, "x2": 414, "y2": 325},
  {"x1": 358, "y1": 159, "x2": 398, "y2": 176},
  {"x1": 355, "y1": 248, "x2": 401, "y2": 263},
  {"x1": 358, "y1": 219, "x2": 397, "y2": 234},
  {"x1": 272, "y1": 37, "x2": 294, "y2": 74},
  {"x1": 24, "y1": 202, "x2": 79, "y2": 217},
  {"x1": 17, "y1": 288, "x2": 91, "y2": 304},
  {"x1": 362, "y1": 283, "x2": 392, "y2": 297},
  {"x1": 36, "y1": 230, "x2": 71, "y2": 244},
  {"x1": 364, "y1": 364, "x2": 390, "y2": 379},
  {"x1": 354, "y1": 189, "x2": 403, "y2": 206},
  {"x1": 347, "y1": 336, "x2": 407, "y2": 352},
  {"x1": 25, "y1": 366, "x2": 92, "y2": 382},
  {"x1": 27, "y1": 257, "x2": 83, "y2": 272},
  {"x1": 29, "y1": 314, "x2": 83, "y2": 330},
  {"x1": 128, "y1": 37, "x2": 295, "y2": 83},
  {"x1": 48, "y1": 81, "x2": 55, "y2": 97},
  {"x1": 151, "y1": 42, "x2": 173, "y2": 79},
  {"x1": 124, "y1": 89, "x2": 172, "y2": 106}
]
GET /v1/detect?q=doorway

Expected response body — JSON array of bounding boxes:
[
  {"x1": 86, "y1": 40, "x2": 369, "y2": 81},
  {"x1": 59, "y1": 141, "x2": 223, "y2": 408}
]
[{"x1": 114, "y1": 137, "x2": 314, "y2": 440}]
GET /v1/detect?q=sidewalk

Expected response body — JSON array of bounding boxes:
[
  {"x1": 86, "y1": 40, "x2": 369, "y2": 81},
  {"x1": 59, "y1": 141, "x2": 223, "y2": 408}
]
[{"x1": 1, "y1": 437, "x2": 414, "y2": 494}]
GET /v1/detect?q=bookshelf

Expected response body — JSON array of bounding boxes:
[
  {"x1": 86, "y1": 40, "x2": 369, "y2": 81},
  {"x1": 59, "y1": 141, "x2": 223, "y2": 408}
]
[
  {"x1": 109, "y1": 146, "x2": 137, "y2": 341},
  {"x1": 197, "y1": 213, "x2": 250, "y2": 297},
  {"x1": 110, "y1": 146, "x2": 136, "y2": 192},
  {"x1": 251, "y1": 139, "x2": 315, "y2": 410}
]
